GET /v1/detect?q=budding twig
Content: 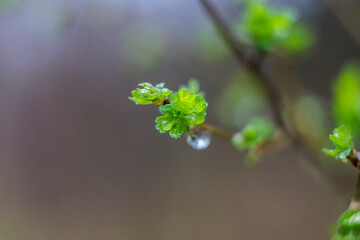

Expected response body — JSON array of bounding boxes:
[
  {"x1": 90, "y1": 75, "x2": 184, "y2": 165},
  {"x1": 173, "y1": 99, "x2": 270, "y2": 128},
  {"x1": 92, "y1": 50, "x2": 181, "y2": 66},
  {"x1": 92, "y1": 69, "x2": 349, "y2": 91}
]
[
  {"x1": 345, "y1": 149, "x2": 360, "y2": 209},
  {"x1": 350, "y1": 171, "x2": 360, "y2": 209},
  {"x1": 348, "y1": 149, "x2": 359, "y2": 168},
  {"x1": 199, "y1": 123, "x2": 234, "y2": 141},
  {"x1": 198, "y1": 0, "x2": 285, "y2": 129},
  {"x1": 198, "y1": 0, "x2": 350, "y2": 192}
]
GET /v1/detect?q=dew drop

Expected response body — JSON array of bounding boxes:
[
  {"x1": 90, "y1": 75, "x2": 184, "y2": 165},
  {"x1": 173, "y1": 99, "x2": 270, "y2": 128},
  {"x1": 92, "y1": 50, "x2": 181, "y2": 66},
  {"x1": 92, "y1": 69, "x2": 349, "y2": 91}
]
[{"x1": 186, "y1": 130, "x2": 211, "y2": 150}]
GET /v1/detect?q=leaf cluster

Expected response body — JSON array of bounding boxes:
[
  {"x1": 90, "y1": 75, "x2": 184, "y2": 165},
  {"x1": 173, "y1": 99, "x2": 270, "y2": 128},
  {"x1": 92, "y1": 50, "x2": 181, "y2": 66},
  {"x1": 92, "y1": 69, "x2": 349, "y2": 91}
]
[
  {"x1": 129, "y1": 82, "x2": 172, "y2": 105},
  {"x1": 323, "y1": 125, "x2": 354, "y2": 162},
  {"x1": 155, "y1": 89, "x2": 208, "y2": 138},
  {"x1": 179, "y1": 78, "x2": 204, "y2": 96},
  {"x1": 332, "y1": 209, "x2": 360, "y2": 240},
  {"x1": 232, "y1": 117, "x2": 275, "y2": 150},
  {"x1": 241, "y1": 0, "x2": 296, "y2": 52},
  {"x1": 239, "y1": 0, "x2": 314, "y2": 54}
]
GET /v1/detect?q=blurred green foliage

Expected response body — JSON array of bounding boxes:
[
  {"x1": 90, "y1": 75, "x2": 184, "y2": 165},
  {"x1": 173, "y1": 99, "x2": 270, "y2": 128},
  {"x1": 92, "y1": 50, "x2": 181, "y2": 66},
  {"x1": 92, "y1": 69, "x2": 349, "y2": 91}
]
[
  {"x1": 332, "y1": 62, "x2": 360, "y2": 139},
  {"x1": 332, "y1": 209, "x2": 360, "y2": 240},
  {"x1": 30, "y1": 0, "x2": 71, "y2": 35},
  {"x1": 0, "y1": 0, "x2": 24, "y2": 13},
  {"x1": 279, "y1": 24, "x2": 315, "y2": 56},
  {"x1": 323, "y1": 125, "x2": 354, "y2": 162},
  {"x1": 293, "y1": 95, "x2": 327, "y2": 145},
  {"x1": 129, "y1": 82, "x2": 172, "y2": 105},
  {"x1": 232, "y1": 117, "x2": 275, "y2": 150},
  {"x1": 156, "y1": 89, "x2": 208, "y2": 138},
  {"x1": 236, "y1": 0, "x2": 315, "y2": 55},
  {"x1": 241, "y1": 0, "x2": 297, "y2": 52},
  {"x1": 124, "y1": 26, "x2": 165, "y2": 74},
  {"x1": 194, "y1": 24, "x2": 230, "y2": 61},
  {"x1": 179, "y1": 78, "x2": 204, "y2": 96},
  {"x1": 216, "y1": 71, "x2": 266, "y2": 129}
]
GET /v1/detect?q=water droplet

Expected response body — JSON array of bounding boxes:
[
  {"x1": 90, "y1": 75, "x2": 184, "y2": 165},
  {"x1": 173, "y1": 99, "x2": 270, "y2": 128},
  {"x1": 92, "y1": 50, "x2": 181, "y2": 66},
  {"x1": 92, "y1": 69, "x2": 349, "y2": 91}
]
[{"x1": 186, "y1": 130, "x2": 211, "y2": 150}]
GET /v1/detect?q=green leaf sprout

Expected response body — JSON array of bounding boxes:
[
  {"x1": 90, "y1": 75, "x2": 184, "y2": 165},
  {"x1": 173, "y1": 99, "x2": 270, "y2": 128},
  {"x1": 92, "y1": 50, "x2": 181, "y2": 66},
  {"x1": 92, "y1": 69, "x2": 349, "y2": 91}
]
[
  {"x1": 241, "y1": 0, "x2": 297, "y2": 52},
  {"x1": 130, "y1": 81, "x2": 208, "y2": 139},
  {"x1": 332, "y1": 209, "x2": 360, "y2": 240},
  {"x1": 194, "y1": 24, "x2": 230, "y2": 62},
  {"x1": 156, "y1": 89, "x2": 208, "y2": 138},
  {"x1": 232, "y1": 117, "x2": 275, "y2": 150},
  {"x1": 323, "y1": 125, "x2": 354, "y2": 162},
  {"x1": 179, "y1": 78, "x2": 204, "y2": 96},
  {"x1": 129, "y1": 82, "x2": 172, "y2": 105}
]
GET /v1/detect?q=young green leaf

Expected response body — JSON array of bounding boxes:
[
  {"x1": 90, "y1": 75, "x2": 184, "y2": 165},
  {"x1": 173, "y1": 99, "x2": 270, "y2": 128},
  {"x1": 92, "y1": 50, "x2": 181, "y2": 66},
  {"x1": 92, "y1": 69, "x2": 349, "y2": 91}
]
[
  {"x1": 179, "y1": 78, "x2": 204, "y2": 96},
  {"x1": 155, "y1": 89, "x2": 208, "y2": 138},
  {"x1": 240, "y1": 0, "x2": 297, "y2": 52},
  {"x1": 323, "y1": 125, "x2": 354, "y2": 161},
  {"x1": 332, "y1": 62, "x2": 360, "y2": 138},
  {"x1": 129, "y1": 82, "x2": 172, "y2": 105},
  {"x1": 332, "y1": 209, "x2": 360, "y2": 240},
  {"x1": 232, "y1": 117, "x2": 275, "y2": 150}
]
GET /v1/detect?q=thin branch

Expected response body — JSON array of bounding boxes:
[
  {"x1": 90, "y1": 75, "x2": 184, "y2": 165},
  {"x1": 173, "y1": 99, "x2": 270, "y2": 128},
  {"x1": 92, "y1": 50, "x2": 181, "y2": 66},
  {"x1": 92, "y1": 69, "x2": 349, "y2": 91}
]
[
  {"x1": 198, "y1": 0, "x2": 285, "y2": 128},
  {"x1": 320, "y1": 0, "x2": 360, "y2": 48},
  {"x1": 198, "y1": 0, "x2": 249, "y2": 65},
  {"x1": 255, "y1": 67, "x2": 285, "y2": 128},
  {"x1": 200, "y1": 123, "x2": 234, "y2": 141},
  {"x1": 351, "y1": 171, "x2": 360, "y2": 206},
  {"x1": 342, "y1": 150, "x2": 360, "y2": 209},
  {"x1": 348, "y1": 149, "x2": 359, "y2": 168},
  {"x1": 254, "y1": 129, "x2": 290, "y2": 155}
]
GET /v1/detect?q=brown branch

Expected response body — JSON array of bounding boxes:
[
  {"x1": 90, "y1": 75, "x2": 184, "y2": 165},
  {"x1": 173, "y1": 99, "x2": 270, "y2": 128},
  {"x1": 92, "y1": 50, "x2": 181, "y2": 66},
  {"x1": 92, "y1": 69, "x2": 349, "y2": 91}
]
[
  {"x1": 252, "y1": 129, "x2": 290, "y2": 157},
  {"x1": 320, "y1": 0, "x2": 360, "y2": 48},
  {"x1": 341, "y1": 150, "x2": 360, "y2": 209},
  {"x1": 350, "y1": 169, "x2": 360, "y2": 209},
  {"x1": 198, "y1": 0, "x2": 250, "y2": 66},
  {"x1": 348, "y1": 149, "x2": 360, "y2": 168},
  {"x1": 199, "y1": 123, "x2": 234, "y2": 141},
  {"x1": 198, "y1": 0, "x2": 285, "y2": 129}
]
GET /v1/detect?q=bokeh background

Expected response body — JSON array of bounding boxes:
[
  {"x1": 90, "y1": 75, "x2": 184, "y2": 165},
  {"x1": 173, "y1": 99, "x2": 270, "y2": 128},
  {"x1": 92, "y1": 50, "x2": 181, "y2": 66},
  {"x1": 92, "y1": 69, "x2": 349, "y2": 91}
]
[{"x1": 0, "y1": 0, "x2": 360, "y2": 239}]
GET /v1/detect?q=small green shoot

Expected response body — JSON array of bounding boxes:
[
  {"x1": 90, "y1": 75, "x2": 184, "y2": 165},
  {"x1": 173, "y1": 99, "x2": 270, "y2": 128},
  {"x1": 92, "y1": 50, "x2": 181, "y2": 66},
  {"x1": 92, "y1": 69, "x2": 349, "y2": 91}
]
[
  {"x1": 130, "y1": 81, "x2": 208, "y2": 139},
  {"x1": 232, "y1": 117, "x2": 275, "y2": 150},
  {"x1": 323, "y1": 125, "x2": 354, "y2": 162},
  {"x1": 179, "y1": 78, "x2": 204, "y2": 96},
  {"x1": 241, "y1": 0, "x2": 297, "y2": 52},
  {"x1": 332, "y1": 209, "x2": 360, "y2": 240},
  {"x1": 129, "y1": 82, "x2": 172, "y2": 105}
]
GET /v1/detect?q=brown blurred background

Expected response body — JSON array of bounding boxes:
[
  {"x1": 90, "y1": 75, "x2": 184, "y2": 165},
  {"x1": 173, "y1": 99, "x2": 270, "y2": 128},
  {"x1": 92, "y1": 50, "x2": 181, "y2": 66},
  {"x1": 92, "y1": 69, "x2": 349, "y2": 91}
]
[{"x1": 0, "y1": 0, "x2": 360, "y2": 239}]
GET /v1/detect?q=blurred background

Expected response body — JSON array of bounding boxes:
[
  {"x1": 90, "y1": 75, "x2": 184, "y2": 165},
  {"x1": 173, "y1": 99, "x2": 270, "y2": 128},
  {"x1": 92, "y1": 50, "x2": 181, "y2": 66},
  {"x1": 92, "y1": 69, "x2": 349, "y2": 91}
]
[{"x1": 0, "y1": 0, "x2": 360, "y2": 239}]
